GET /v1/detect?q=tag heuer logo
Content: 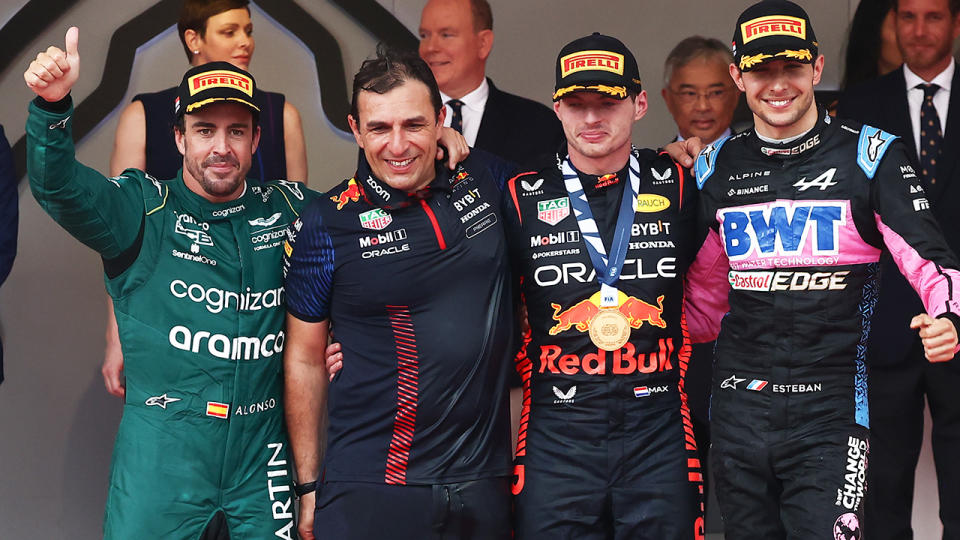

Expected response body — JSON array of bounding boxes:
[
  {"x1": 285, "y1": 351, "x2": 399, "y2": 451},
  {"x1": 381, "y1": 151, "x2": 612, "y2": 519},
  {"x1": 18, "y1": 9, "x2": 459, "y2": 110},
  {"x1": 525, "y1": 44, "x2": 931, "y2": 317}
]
[
  {"x1": 537, "y1": 197, "x2": 570, "y2": 226},
  {"x1": 359, "y1": 208, "x2": 393, "y2": 230}
]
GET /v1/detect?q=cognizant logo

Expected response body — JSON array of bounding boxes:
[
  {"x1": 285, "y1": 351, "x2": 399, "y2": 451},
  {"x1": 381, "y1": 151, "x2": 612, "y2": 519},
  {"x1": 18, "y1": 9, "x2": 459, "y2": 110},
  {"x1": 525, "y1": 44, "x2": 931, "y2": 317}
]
[
  {"x1": 169, "y1": 280, "x2": 284, "y2": 313},
  {"x1": 169, "y1": 326, "x2": 285, "y2": 360}
]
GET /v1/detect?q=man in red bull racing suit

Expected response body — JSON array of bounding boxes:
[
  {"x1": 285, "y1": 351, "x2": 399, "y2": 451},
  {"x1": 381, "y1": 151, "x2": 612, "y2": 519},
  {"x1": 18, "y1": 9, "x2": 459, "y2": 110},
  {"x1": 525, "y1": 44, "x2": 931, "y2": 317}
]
[
  {"x1": 504, "y1": 33, "x2": 706, "y2": 540},
  {"x1": 683, "y1": 1, "x2": 960, "y2": 538},
  {"x1": 24, "y1": 29, "x2": 314, "y2": 539}
]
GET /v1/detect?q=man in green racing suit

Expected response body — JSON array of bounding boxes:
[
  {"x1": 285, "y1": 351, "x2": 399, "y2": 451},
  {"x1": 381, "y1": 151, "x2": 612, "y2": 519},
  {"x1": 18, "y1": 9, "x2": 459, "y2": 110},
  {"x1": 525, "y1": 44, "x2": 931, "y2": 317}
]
[{"x1": 24, "y1": 28, "x2": 315, "y2": 539}]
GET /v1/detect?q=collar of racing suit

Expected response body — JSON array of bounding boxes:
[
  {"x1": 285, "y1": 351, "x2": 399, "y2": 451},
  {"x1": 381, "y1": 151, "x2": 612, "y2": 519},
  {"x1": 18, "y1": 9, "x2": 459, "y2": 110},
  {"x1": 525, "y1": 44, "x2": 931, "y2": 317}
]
[
  {"x1": 748, "y1": 107, "x2": 832, "y2": 160},
  {"x1": 353, "y1": 153, "x2": 457, "y2": 210},
  {"x1": 169, "y1": 169, "x2": 256, "y2": 222}
]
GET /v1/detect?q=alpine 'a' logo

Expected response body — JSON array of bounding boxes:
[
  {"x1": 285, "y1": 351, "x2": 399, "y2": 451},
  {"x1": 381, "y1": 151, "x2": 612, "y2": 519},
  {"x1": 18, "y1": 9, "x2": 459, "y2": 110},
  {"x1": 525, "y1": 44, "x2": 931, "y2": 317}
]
[{"x1": 793, "y1": 168, "x2": 838, "y2": 192}]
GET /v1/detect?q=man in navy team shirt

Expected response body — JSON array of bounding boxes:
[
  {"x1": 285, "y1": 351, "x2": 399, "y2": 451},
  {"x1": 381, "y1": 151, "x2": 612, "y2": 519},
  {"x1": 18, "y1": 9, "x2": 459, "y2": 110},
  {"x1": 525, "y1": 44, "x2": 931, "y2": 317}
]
[{"x1": 282, "y1": 46, "x2": 516, "y2": 540}]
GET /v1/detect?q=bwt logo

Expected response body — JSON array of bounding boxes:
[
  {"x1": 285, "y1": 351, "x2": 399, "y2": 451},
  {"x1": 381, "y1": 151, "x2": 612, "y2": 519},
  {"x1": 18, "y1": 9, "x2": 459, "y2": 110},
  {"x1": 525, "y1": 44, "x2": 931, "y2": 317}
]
[{"x1": 719, "y1": 201, "x2": 845, "y2": 261}]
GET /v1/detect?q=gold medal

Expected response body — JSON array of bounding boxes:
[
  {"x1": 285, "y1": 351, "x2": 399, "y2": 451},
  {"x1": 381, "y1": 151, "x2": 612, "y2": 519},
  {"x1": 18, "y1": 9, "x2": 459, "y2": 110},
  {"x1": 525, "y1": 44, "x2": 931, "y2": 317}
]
[{"x1": 589, "y1": 308, "x2": 631, "y2": 351}]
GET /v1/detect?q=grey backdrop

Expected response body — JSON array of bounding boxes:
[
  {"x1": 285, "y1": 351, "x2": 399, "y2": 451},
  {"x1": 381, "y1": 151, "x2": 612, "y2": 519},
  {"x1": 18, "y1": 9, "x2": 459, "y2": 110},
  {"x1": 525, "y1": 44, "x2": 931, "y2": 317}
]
[{"x1": 0, "y1": 0, "x2": 943, "y2": 537}]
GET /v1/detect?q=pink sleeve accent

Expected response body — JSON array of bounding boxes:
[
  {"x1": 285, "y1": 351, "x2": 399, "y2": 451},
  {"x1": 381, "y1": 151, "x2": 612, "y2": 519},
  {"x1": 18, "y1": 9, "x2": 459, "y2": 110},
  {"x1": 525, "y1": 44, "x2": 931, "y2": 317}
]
[
  {"x1": 875, "y1": 213, "x2": 960, "y2": 320},
  {"x1": 684, "y1": 228, "x2": 731, "y2": 343}
]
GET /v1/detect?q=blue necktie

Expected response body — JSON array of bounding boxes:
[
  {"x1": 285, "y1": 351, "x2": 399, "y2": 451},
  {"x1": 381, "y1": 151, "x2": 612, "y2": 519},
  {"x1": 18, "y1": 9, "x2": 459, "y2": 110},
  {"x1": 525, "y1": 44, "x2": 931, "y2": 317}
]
[
  {"x1": 918, "y1": 83, "x2": 942, "y2": 185},
  {"x1": 448, "y1": 99, "x2": 464, "y2": 134}
]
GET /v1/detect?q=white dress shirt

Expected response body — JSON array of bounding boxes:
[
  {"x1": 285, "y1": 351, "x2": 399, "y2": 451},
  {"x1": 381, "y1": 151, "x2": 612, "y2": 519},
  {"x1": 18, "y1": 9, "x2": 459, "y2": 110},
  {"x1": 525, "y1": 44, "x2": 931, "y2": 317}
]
[
  {"x1": 440, "y1": 79, "x2": 490, "y2": 147},
  {"x1": 904, "y1": 58, "x2": 954, "y2": 158},
  {"x1": 676, "y1": 128, "x2": 732, "y2": 147}
]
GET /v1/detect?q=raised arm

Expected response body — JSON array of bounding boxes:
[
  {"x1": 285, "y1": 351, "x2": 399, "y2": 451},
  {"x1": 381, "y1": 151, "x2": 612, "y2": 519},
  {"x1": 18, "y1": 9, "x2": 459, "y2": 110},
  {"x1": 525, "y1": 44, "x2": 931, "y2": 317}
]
[{"x1": 24, "y1": 26, "x2": 145, "y2": 258}]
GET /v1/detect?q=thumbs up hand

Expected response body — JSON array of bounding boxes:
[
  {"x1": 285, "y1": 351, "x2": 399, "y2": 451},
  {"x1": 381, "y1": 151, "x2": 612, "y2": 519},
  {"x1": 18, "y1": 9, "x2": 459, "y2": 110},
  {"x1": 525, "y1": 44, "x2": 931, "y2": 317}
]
[{"x1": 24, "y1": 26, "x2": 80, "y2": 103}]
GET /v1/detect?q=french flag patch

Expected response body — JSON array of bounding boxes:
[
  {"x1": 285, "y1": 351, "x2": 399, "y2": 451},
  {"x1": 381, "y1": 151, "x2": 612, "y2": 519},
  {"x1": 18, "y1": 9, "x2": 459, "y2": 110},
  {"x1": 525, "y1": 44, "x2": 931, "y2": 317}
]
[
  {"x1": 747, "y1": 380, "x2": 768, "y2": 391},
  {"x1": 633, "y1": 386, "x2": 651, "y2": 398}
]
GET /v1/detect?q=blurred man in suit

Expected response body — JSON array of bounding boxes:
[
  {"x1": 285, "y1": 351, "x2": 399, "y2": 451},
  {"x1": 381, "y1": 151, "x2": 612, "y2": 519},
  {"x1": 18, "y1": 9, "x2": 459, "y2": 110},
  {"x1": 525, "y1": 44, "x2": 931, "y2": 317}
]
[
  {"x1": 838, "y1": 0, "x2": 960, "y2": 537},
  {"x1": 661, "y1": 37, "x2": 741, "y2": 519},
  {"x1": 0, "y1": 125, "x2": 15, "y2": 386},
  {"x1": 662, "y1": 36, "x2": 740, "y2": 146},
  {"x1": 418, "y1": 0, "x2": 563, "y2": 167}
]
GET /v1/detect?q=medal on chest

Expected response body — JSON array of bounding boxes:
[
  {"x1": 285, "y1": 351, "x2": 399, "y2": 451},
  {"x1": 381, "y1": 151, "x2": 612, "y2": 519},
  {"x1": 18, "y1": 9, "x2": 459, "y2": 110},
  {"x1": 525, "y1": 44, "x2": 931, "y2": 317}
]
[{"x1": 561, "y1": 151, "x2": 641, "y2": 351}]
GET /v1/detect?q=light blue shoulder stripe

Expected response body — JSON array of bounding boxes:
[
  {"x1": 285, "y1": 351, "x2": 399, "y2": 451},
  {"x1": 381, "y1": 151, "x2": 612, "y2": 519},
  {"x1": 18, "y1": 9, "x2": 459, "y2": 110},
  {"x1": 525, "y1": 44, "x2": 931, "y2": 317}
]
[
  {"x1": 856, "y1": 126, "x2": 898, "y2": 179},
  {"x1": 695, "y1": 135, "x2": 732, "y2": 190}
]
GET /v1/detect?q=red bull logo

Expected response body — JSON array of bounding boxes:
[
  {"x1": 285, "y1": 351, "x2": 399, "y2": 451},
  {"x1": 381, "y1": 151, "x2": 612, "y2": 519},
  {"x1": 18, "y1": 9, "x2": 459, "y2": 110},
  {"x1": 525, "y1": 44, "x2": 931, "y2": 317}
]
[
  {"x1": 330, "y1": 178, "x2": 361, "y2": 210},
  {"x1": 595, "y1": 173, "x2": 619, "y2": 189},
  {"x1": 539, "y1": 339, "x2": 675, "y2": 375},
  {"x1": 548, "y1": 292, "x2": 666, "y2": 335}
]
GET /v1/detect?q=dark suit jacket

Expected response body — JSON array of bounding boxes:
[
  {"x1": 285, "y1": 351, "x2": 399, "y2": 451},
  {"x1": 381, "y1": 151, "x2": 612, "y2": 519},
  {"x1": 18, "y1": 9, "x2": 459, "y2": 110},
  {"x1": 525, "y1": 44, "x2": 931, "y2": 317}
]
[
  {"x1": 838, "y1": 66, "x2": 960, "y2": 366},
  {"x1": 0, "y1": 125, "x2": 17, "y2": 385},
  {"x1": 474, "y1": 78, "x2": 564, "y2": 169}
]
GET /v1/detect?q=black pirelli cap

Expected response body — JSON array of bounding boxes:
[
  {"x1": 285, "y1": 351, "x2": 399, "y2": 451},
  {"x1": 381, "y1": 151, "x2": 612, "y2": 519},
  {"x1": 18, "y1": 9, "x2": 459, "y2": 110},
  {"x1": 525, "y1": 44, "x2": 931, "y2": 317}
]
[
  {"x1": 175, "y1": 61, "x2": 259, "y2": 117},
  {"x1": 553, "y1": 32, "x2": 642, "y2": 101},
  {"x1": 733, "y1": 0, "x2": 818, "y2": 72}
]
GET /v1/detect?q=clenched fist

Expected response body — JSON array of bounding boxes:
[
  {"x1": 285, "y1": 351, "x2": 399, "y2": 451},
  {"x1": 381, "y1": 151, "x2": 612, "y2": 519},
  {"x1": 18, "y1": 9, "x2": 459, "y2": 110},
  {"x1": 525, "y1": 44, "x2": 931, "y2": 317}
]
[
  {"x1": 24, "y1": 26, "x2": 80, "y2": 103},
  {"x1": 911, "y1": 313, "x2": 958, "y2": 363}
]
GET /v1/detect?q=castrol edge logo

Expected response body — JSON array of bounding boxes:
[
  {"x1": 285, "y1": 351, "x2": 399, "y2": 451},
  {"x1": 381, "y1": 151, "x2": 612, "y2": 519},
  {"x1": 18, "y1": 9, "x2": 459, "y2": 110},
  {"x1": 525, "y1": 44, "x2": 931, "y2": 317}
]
[
  {"x1": 741, "y1": 15, "x2": 805, "y2": 43},
  {"x1": 188, "y1": 71, "x2": 254, "y2": 96},
  {"x1": 560, "y1": 50, "x2": 624, "y2": 77}
]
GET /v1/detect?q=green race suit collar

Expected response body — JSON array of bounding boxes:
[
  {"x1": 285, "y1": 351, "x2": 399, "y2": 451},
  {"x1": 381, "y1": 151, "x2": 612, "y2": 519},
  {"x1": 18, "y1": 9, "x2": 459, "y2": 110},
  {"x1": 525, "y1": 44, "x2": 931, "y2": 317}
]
[{"x1": 169, "y1": 169, "x2": 253, "y2": 221}]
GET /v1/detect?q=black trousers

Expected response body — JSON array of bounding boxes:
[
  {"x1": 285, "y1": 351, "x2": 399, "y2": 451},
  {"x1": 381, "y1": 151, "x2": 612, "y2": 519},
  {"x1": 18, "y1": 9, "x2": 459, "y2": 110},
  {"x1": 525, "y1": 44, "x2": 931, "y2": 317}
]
[
  {"x1": 312, "y1": 477, "x2": 512, "y2": 540},
  {"x1": 865, "y1": 347, "x2": 960, "y2": 540}
]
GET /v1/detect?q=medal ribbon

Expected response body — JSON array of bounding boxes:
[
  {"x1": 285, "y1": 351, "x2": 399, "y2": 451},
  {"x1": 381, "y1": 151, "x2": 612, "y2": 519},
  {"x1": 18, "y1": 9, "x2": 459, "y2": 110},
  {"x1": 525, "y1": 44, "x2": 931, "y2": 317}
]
[{"x1": 561, "y1": 151, "x2": 640, "y2": 308}]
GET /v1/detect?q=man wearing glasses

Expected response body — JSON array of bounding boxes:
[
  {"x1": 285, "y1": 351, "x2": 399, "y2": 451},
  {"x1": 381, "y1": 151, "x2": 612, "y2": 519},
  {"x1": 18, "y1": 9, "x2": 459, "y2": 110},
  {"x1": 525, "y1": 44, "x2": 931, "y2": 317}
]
[{"x1": 662, "y1": 36, "x2": 742, "y2": 146}]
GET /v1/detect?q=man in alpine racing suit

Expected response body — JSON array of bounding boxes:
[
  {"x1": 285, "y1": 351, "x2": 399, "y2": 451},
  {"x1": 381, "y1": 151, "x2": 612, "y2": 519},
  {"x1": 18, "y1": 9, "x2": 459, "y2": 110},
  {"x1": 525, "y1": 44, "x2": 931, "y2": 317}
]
[
  {"x1": 24, "y1": 28, "x2": 316, "y2": 539},
  {"x1": 682, "y1": 1, "x2": 960, "y2": 538},
  {"x1": 504, "y1": 33, "x2": 705, "y2": 540}
]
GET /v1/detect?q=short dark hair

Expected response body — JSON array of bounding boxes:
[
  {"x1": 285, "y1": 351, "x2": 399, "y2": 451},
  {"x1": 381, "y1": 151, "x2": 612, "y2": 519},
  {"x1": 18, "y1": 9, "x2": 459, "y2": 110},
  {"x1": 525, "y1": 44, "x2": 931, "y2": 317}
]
[
  {"x1": 663, "y1": 36, "x2": 734, "y2": 87},
  {"x1": 894, "y1": 0, "x2": 960, "y2": 15},
  {"x1": 469, "y1": 0, "x2": 493, "y2": 31},
  {"x1": 177, "y1": 0, "x2": 251, "y2": 62},
  {"x1": 350, "y1": 44, "x2": 443, "y2": 123}
]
